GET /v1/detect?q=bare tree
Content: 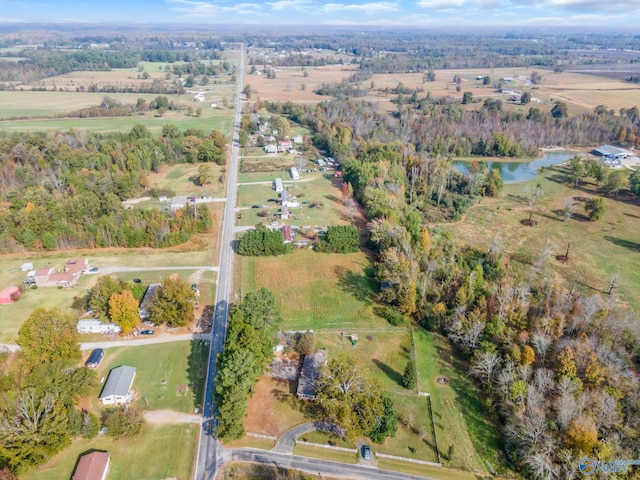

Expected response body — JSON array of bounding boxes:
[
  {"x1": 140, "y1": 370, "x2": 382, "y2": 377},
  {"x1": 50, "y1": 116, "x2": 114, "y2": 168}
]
[
  {"x1": 607, "y1": 270, "x2": 621, "y2": 295},
  {"x1": 562, "y1": 197, "x2": 574, "y2": 221},
  {"x1": 470, "y1": 351, "x2": 501, "y2": 386},
  {"x1": 523, "y1": 453, "x2": 559, "y2": 480},
  {"x1": 532, "y1": 333, "x2": 553, "y2": 364},
  {"x1": 524, "y1": 183, "x2": 544, "y2": 224}
]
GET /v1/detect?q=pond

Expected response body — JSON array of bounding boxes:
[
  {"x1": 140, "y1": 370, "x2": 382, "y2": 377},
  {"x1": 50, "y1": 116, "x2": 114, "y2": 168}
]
[{"x1": 453, "y1": 150, "x2": 579, "y2": 184}]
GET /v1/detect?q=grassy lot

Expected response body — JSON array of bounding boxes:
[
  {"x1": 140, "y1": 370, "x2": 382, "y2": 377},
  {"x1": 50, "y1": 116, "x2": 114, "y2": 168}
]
[
  {"x1": 243, "y1": 376, "x2": 312, "y2": 437},
  {"x1": 240, "y1": 154, "x2": 298, "y2": 174},
  {"x1": 146, "y1": 163, "x2": 227, "y2": 198},
  {"x1": 292, "y1": 444, "x2": 359, "y2": 465},
  {"x1": 297, "y1": 430, "x2": 356, "y2": 449},
  {"x1": 450, "y1": 165, "x2": 640, "y2": 312},
  {"x1": 414, "y1": 330, "x2": 501, "y2": 473},
  {"x1": 220, "y1": 462, "x2": 344, "y2": 479},
  {"x1": 23, "y1": 424, "x2": 197, "y2": 480},
  {"x1": 236, "y1": 173, "x2": 350, "y2": 228},
  {"x1": 90, "y1": 340, "x2": 208, "y2": 414},
  {"x1": 224, "y1": 436, "x2": 276, "y2": 450},
  {"x1": 241, "y1": 250, "x2": 388, "y2": 330},
  {"x1": 0, "y1": 247, "x2": 217, "y2": 343}
]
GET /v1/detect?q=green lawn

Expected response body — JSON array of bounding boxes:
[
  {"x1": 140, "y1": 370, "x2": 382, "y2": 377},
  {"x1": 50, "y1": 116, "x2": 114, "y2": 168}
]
[
  {"x1": 23, "y1": 424, "x2": 197, "y2": 480},
  {"x1": 450, "y1": 165, "x2": 640, "y2": 312},
  {"x1": 147, "y1": 162, "x2": 227, "y2": 198},
  {"x1": 414, "y1": 330, "x2": 502, "y2": 473},
  {"x1": 376, "y1": 458, "x2": 489, "y2": 480},
  {"x1": 297, "y1": 430, "x2": 356, "y2": 449},
  {"x1": 241, "y1": 250, "x2": 388, "y2": 330},
  {"x1": 292, "y1": 444, "x2": 359, "y2": 465},
  {"x1": 92, "y1": 340, "x2": 209, "y2": 413}
]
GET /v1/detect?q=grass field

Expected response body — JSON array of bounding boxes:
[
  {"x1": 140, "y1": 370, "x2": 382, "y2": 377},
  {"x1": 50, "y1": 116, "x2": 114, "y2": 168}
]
[
  {"x1": 23, "y1": 424, "x2": 197, "y2": 480},
  {"x1": 292, "y1": 444, "x2": 359, "y2": 464},
  {"x1": 147, "y1": 162, "x2": 227, "y2": 198},
  {"x1": 376, "y1": 458, "x2": 490, "y2": 480},
  {"x1": 241, "y1": 250, "x2": 388, "y2": 330},
  {"x1": 91, "y1": 340, "x2": 208, "y2": 414},
  {"x1": 297, "y1": 430, "x2": 356, "y2": 449},
  {"x1": 236, "y1": 174, "x2": 351, "y2": 228},
  {"x1": 414, "y1": 331, "x2": 501, "y2": 473},
  {"x1": 220, "y1": 462, "x2": 344, "y2": 480},
  {"x1": 450, "y1": 165, "x2": 640, "y2": 312}
]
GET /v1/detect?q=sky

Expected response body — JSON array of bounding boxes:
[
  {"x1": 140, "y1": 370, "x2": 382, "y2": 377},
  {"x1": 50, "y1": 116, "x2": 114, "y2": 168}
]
[{"x1": 1, "y1": 0, "x2": 640, "y2": 27}]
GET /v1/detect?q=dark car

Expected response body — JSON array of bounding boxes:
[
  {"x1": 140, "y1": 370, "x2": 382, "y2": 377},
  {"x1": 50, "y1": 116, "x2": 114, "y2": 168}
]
[
  {"x1": 267, "y1": 198, "x2": 276, "y2": 202},
  {"x1": 140, "y1": 329, "x2": 155, "y2": 335},
  {"x1": 252, "y1": 204, "x2": 260, "y2": 208},
  {"x1": 133, "y1": 278, "x2": 142, "y2": 284},
  {"x1": 361, "y1": 445, "x2": 372, "y2": 460}
]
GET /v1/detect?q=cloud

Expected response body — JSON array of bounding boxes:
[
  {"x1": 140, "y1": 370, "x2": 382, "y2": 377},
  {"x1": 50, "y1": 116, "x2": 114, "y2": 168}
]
[
  {"x1": 323, "y1": 2, "x2": 399, "y2": 14},
  {"x1": 167, "y1": 0, "x2": 262, "y2": 17},
  {"x1": 266, "y1": 0, "x2": 312, "y2": 10}
]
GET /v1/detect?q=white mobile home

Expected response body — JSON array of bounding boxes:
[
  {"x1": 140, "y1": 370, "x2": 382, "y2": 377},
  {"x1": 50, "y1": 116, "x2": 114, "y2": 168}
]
[
  {"x1": 274, "y1": 178, "x2": 284, "y2": 193},
  {"x1": 77, "y1": 319, "x2": 122, "y2": 334},
  {"x1": 290, "y1": 167, "x2": 300, "y2": 180}
]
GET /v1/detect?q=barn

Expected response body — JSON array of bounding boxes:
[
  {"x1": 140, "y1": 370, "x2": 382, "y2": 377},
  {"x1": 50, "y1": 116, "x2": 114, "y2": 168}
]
[{"x1": 0, "y1": 286, "x2": 20, "y2": 305}]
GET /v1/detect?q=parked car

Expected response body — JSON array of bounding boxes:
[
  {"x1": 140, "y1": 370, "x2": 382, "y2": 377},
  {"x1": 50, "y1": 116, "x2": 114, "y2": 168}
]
[
  {"x1": 86, "y1": 267, "x2": 100, "y2": 274},
  {"x1": 361, "y1": 445, "x2": 372, "y2": 460},
  {"x1": 143, "y1": 321, "x2": 155, "y2": 327},
  {"x1": 252, "y1": 204, "x2": 260, "y2": 208},
  {"x1": 191, "y1": 283, "x2": 198, "y2": 291},
  {"x1": 133, "y1": 278, "x2": 142, "y2": 284},
  {"x1": 140, "y1": 330, "x2": 154, "y2": 335}
]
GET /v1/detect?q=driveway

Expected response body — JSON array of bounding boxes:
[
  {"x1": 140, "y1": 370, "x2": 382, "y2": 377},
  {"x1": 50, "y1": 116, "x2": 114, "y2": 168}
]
[
  {"x1": 273, "y1": 422, "x2": 341, "y2": 454},
  {"x1": 99, "y1": 265, "x2": 218, "y2": 274}
]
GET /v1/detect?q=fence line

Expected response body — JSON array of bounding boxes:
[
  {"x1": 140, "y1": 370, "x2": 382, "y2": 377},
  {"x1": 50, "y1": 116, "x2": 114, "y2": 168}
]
[
  {"x1": 246, "y1": 432, "x2": 277, "y2": 440},
  {"x1": 375, "y1": 452, "x2": 442, "y2": 467},
  {"x1": 295, "y1": 441, "x2": 357, "y2": 453}
]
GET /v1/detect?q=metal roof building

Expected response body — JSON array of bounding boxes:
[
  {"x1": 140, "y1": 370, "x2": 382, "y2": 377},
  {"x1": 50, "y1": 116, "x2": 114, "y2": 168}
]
[
  {"x1": 296, "y1": 349, "x2": 327, "y2": 400},
  {"x1": 99, "y1": 365, "x2": 137, "y2": 406}
]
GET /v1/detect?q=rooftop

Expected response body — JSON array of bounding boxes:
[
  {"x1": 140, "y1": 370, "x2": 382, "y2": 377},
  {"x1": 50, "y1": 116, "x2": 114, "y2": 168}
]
[
  {"x1": 296, "y1": 349, "x2": 327, "y2": 399},
  {"x1": 72, "y1": 451, "x2": 110, "y2": 480},
  {"x1": 100, "y1": 365, "x2": 136, "y2": 399}
]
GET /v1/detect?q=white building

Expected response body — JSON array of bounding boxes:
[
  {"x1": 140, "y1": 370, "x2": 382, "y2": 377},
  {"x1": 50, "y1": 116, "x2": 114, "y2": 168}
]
[
  {"x1": 290, "y1": 167, "x2": 300, "y2": 180},
  {"x1": 264, "y1": 145, "x2": 278, "y2": 154},
  {"x1": 77, "y1": 319, "x2": 122, "y2": 334},
  {"x1": 274, "y1": 178, "x2": 283, "y2": 193},
  {"x1": 99, "y1": 366, "x2": 136, "y2": 406}
]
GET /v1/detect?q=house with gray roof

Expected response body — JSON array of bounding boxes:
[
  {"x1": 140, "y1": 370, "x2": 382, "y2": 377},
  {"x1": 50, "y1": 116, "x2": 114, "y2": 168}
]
[
  {"x1": 99, "y1": 366, "x2": 137, "y2": 406},
  {"x1": 296, "y1": 349, "x2": 327, "y2": 400}
]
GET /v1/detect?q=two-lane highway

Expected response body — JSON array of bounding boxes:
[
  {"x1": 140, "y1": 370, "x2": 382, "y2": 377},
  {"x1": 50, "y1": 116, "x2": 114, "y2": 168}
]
[{"x1": 194, "y1": 43, "x2": 245, "y2": 480}]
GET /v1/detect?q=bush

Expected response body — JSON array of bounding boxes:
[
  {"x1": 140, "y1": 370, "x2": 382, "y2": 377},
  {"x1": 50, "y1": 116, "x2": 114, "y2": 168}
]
[
  {"x1": 103, "y1": 407, "x2": 145, "y2": 438},
  {"x1": 375, "y1": 305, "x2": 404, "y2": 326}
]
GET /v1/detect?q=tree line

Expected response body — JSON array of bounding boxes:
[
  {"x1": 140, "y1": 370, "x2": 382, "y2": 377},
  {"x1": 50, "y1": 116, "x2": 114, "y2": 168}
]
[{"x1": 0, "y1": 125, "x2": 224, "y2": 252}]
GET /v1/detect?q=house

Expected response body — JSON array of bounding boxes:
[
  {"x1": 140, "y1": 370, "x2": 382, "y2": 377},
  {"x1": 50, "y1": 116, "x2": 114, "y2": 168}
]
[
  {"x1": 0, "y1": 286, "x2": 20, "y2": 305},
  {"x1": 193, "y1": 93, "x2": 205, "y2": 102},
  {"x1": 85, "y1": 348, "x2": 105, "y2": 369},
  {"x1": 282, "y1": 225, "x2": 292, "y2": 243},
  {"x1": 72, "y1": 451, "x2": 110, "y2": 480},
  {"x1": 264, "y1": 144, "x2": 278, "y2": 154},
  {"x1": 296, "y1": 349, "x2": 328, "y2": 400},
  {"x1": 334, "y1": 171, "x2": 343, "y2": 178},
  {"x1": 77, "y1": 319, "x2": 122, "y2": 334},
  {"x1": 33, "y1": 267, "x2": 54, "y2": 287},
  {"x1": 274, "y1": 178, "x2": 284, "y2": 193},
  {"x1": 170, "y1": 195, "x2": 188, "y2": 210},
  {"x1": 210, "y1": 102, "x2": 218, "y2": 108},
  {"x1": 66, "y1": 258, "x2": 89, "y2": 276},
  {"x1": 500, "y1": 77, "x2": 513, "y2": 82},
  {"x1": 290, "y1": 167, "x2": 300, "y2": 180},
  {"x1": 281, "y1": 205, "x2": 290, "y2": 220},
  {"x1": 292, "y1": 135, "x2": 304, "y2": 144},
  {"x1": 317, "y1": 158, "x2": 326, "y2": 167},
  {"x1": 157, "y1": 196, "x2": 168, "y2": 202},
  {"x1": 139, "y1": 283, "x2": 161, "y2": 319},
  {"x1": 99, "y1": 366, "x2": 137, "y2": 406},
  {"x1": 21, "y1": 262, "x2": 33, "y2": 272}
]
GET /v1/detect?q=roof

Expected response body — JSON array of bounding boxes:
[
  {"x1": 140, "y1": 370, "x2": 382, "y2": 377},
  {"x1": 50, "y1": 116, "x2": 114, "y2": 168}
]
[
  {"x1": 0, "y1": 286, "x2": 20, "y2": 298},
  {"x1": 139, "y1": 283, "x2": 161, "y2": 314},
  {"x1": 595, "y1": 145, "x2": 627, "y2": 156},
  {"x1": 78, "y1": 319, "x2": 106, "y2": 327},
  {"x1": 65, "y1": 258, "x2": 87, "y2": 274},
  {"x1": 49, "y1": 272, "x2": 74, "y2": 284},
  {"x1": 297, "y1": 349, "x2": 327, "y2": 398},
  {"x1": 86, "y1": 348, "x2": 105, "y2": 366},
  {"x1": 34, "y1": 267, "x2": 54, "y2": 277},
  {"x1": 282, "y1": 225, "x2": 292, "y2": 242},
  {"x1": 100, "y1": 366, "x2": 136, "y2": 399},
  {"x1": 72, "y1": 451, "x2": 110, "y2": 480}
]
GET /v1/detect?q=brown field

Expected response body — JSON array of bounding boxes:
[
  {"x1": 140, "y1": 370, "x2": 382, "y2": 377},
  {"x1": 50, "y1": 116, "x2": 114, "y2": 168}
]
[
  {"x1": 243, "y1": 376, "x2": 310, "y2": 436},
  {"x1": 146, "y1": 162, "x2": 226, "y2": 198}
]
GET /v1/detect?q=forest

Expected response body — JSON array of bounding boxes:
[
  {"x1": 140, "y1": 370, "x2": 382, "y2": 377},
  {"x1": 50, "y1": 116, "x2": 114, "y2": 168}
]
[{"x1": 0, "y1": 124, "x2": 225, "y2": 252}]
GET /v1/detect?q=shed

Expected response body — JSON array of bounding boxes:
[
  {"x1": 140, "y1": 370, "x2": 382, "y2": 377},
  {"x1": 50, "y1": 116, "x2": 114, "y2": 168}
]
[
  {"x1": 21, "y1": 262, "x2": 33, "y2": 272},
  {"x1": 264, "y1": 144, "x2": 278, "y2": 154},
  {"x1": 0, "y1": 286, "x2": 20, "y2": 305},
  {"x1": 77, "y1": 319, "x2": 121, "y2": 334},
  {"x1": 72, "y1": 451, "x2": 110, "y2": 480},
  {"x1": 99, "y1": 366, "x2": 137, "y2": 406},
  {"x1": 290, "y1": 167, "x2": 300, "y2": 180},
  {"x1": 296, "y1": 349, "x2": 327, "y2": 400}
]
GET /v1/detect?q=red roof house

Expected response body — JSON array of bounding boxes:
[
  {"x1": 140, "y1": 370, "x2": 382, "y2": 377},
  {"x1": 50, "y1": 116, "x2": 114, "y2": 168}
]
[
  {"x1": 72, "y1": 451, "x2": 110, "y2": 480},
  {"x1": 0, "y1": 286, "x2": 20, "y2": 305}
]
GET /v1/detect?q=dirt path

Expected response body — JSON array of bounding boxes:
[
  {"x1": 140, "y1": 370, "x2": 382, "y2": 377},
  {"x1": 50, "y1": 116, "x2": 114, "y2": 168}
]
[{"x1": 143, "y1": 409, "x2": 202, "y2": 425}]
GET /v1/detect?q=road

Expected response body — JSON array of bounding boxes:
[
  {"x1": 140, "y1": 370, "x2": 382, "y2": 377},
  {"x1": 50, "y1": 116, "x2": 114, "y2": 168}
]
[
  {"x1": 99, "y1": 266, "x2": 218, "y2": 274},
  {"x1": 230, "y1": 448, "x2": 437, "y2": 480},
  {"x1": 194, "y1": 43, "x2": 245, "y2": 480}
]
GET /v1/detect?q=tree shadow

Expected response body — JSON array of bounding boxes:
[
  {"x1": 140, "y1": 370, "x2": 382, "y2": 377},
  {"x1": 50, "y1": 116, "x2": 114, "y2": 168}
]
[
  {"x1": 372, "y1": 359, "x2": 403, "y2": 387},
  {"x1": 324, "y1": 194, "x2": 341, "y2": 204},
  {"x1": 335, "y1": 265, "x2": 377, "y2": 303},
  {"x1": 604, "y1": 235, "x2": 640, "y2": 252},
  {"x1": 187, "y1": 339, "x2": 209, "y2": 410}
]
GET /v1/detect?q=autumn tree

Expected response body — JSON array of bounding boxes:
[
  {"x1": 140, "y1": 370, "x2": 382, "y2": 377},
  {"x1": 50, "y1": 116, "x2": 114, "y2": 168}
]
[
  {"x1": 89, "y1": 276, "x2": 126, "y2": 321},
  {"x1": 149, "y1": 276, "x2": 195, "y2": 327},
  {"x1": 17, "y1": 308, "x2": 80, "y2": 367},
  {"x1": 197, "y1": 164, "x2": 214, "y2": 185},
  {"x1": 108, "y1": 290, "x2": 139, "y2": 335}
]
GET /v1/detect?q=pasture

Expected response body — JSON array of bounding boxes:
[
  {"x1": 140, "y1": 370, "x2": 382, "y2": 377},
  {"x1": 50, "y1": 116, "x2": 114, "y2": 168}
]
[
  {"x1": 240, "y1": 249, "x2": 388, "y2": 331},
  {"x1": 450, "y1": 164, "x2": 640, "y2": 312},
  {"x1": 146, "y1": 162, "x2": 227, "y2": 198},
  {"x1": 23, "y1": 424, "x2": 197, "y2": 480},
  {"x1": 90, "y1": 340, "x2": 208, "y2": 414}
]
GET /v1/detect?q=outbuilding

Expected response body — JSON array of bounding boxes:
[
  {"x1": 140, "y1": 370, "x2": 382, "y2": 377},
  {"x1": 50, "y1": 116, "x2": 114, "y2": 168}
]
[
  {"x1": 0, "y1": 286, "x2": 20, "y2": 305},
  {"x1": 85, "y1": 348, "x2": 105, "y2": 369},
  {"x1": 72, "y1": 451, "x2": 110, "y2": 480},
  {"x1": 77, "y1": 319, "x2": 122, "y2": 334}
]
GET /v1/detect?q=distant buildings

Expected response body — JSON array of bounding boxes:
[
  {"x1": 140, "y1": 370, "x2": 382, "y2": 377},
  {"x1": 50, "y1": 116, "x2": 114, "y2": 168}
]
[{"x1": 23, "y1": 258, "x2": 88, "y2": 288}]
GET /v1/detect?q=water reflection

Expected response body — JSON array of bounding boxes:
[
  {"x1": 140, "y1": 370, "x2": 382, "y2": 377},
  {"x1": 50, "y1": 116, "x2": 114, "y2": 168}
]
[{"x1": 453, "y1": 151, "x2": 578, "y2": 184}]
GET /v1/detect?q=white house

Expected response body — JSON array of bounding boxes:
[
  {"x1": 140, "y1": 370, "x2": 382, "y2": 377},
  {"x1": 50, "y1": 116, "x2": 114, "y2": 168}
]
[
  {"x1": 99, "y1": 366, "x2": 137, "y2": 406},
  {"x1": 77, "y1": 319, "x2": 122, "y2": 334},
  {"x1": 169, "y1": 196, "x2": 188, "y2": 210},
  {"x1": 290, "y1": 167, "x2": 300, "y2": 180},
  {"x1": 264, "y1": 144, "x2": 278, "y2": 154},
  {"x1": 274, "y1": 178, "x2": 283, "y2": 193},
  {"x1": 21, "y1": 262, "x2": 33, "y2": 272}
]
